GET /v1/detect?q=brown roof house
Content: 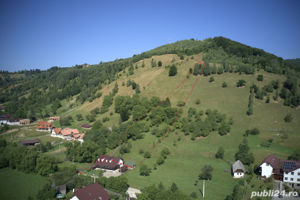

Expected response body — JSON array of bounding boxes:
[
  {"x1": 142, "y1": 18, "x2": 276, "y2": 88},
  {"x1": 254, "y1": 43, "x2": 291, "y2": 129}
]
[
  {"x1": 94, "y1": 155, "x2": 124, "y2": 171},
  {"x1": 70, "y1": 183, "x2": 110, "y2": 200},
  {"x1": 260, "y1": 154, "x2": 282, "y2": 180},
  {"x1": 232, "y1": 160, "x2": 245, "y2": 178},
  {"x1": 260, "y1": 154, "x2": 300, "y2": 189}
]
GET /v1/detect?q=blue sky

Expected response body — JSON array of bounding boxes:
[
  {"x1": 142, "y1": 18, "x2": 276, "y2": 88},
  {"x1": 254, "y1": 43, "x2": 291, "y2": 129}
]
[{"x1": 0, "y1": 0, "x2": 299, "y2": 71}]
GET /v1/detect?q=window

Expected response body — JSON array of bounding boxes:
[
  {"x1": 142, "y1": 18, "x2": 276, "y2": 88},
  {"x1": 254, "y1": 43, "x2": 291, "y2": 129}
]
[
  {"x1": 290, "y1": 178, "x2": 294, "y2": 181},
  {"x1": 298, "y1": 173, "x2": 300, "y2": 176},
  {"x1": 298, "y1": 179, "x2": 300, "y2": 182},
  {"x1": 285, "y1": 177, "x2": 288, "y2": 180},
  {"x1": 291, "y1": 172, "x2": 294, "y2": 175}
]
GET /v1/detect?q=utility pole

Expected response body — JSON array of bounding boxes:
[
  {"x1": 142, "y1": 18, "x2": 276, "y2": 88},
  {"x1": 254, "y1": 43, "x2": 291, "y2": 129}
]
[{"x1": 203, "y1": 180, "x2": 205, "y2": 198}]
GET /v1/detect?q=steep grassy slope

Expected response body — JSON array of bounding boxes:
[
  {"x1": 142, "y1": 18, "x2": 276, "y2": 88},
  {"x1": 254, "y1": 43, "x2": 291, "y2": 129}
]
[{"x1": 52, "y1": 53, "x2": 300, "y2": 199}]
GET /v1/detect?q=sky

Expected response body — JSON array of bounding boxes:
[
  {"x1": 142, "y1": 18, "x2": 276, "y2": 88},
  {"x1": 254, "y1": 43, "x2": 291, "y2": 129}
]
[{"x1": 0, "y1": 0, "x2": 299, "y2": 72}]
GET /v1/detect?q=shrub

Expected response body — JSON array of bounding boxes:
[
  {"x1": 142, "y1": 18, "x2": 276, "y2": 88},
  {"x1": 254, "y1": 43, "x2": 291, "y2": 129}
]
[
  {"x1": 222, "y1": 82, "x2": 227, "y2": 88},
  {"x1": 169, "y1": 65, "x2": 177, "y2": 76},
  {"x1": 102, "y1": 117, "x2": 109, "y2": 122},
  {"x1": 215, "y1": 147, "x2": 224, "y2": 159},
  {"x1": 209, "y1": 77, "x2": 215, "y2": 82},
  {"x1": 257, "y1": 74, "x2": 264, "y2": 81},
  {"x1": 248, "y1": 128, "x2": 260, "y2": 135},
  {"x1": 236, "y1": 80, "x2": 246, "y2": 87},
  {"x1": 140, "y1": 164, "x2": 151, "y2": 176},
  {"x1": 144, "y1": 151, "x2": 151, "y2": 158},
  {"x1": 158, "y1": 60, "x2": 162, "y2": 67},
  {"x1": 284, "y1": 114, "x2": 293, "y2": 122},
  {"x1": 156, "y1": 156, "x2": 165, "y2": 165},
  {"x1": 195, "y1": 98, "x2": 201, "y2": 105}
]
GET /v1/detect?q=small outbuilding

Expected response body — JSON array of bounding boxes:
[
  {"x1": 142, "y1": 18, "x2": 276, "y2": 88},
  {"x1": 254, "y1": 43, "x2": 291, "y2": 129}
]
[
  {"x1": 232, "y1": 160, "x2": 245, "y2": 178},
  {"x1": 20, "y1": 139, "x2": 40, "y2": 146}
]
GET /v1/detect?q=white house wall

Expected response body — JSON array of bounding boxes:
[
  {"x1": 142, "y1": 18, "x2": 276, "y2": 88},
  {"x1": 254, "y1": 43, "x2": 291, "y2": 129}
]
[
  {"x1": 283, "y1": 168, "x2": 300, "y2": 185},
  {"x1": 260, "y1": 162, "x2": 273, "y2": 178}
]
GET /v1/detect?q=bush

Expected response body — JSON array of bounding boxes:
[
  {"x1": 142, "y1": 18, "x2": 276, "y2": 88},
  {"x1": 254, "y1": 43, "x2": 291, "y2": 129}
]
[
  {"x1": 156, "y1": 156, "x2": 165, "y2": 165},
  {"x1": 257, "y1": 74, "x2": 264, "y2": 81},
  {"x1": 102, "y1": 117, "x2": 109, "y2": 122},
  {"x1": 199, "y1": 165, "x2": 213, "y2": 180},
  {"x1": 169, "y1": 65, "x2": 177, "y2": 76},
  {"x1": 195, "y1": 98, "x2": 201, "y2": 105},
  {"x1": 140, "y1": 164, "x2": 151, "y2": 176},
  {"x1": 76, "y1": 114, "x2": 83, "y2": 121},
  {"x1": 215, "y1": 147, "x2": 224, "y2": 159},
  {"x1": 248, "y1": 128, "x2": 260, "y2": 135},
  {"x1": 265, "y1": 96, "x2": 270, "y2": 103},
  {"x1": 158, "y1": 60, "x2": 162, "y2": 67},
  {"x1": 144, "y1": 151, "x2": 151, "y2": 158},
  {"x1": 209, "y1": 77, "x2": 215, "y2": 82},
  {"x1": 222, "y1": 82, "x2": 227, "y2": 88},
  {"x1": 284, "y1": 114, "x2": 293, "y2": 122},
  {"x1": 236, "y1": 80, "x2": 246, "y2": 87}
]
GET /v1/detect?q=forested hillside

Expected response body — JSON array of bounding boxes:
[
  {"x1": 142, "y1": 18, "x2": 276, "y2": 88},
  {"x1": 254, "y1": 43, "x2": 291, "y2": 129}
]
[
  {"x1": 1, "y1": 36, "x2": 300, "y2": 200},
  {"x1": 0, "y1": 37, "x2": 299, "y2": 120}
]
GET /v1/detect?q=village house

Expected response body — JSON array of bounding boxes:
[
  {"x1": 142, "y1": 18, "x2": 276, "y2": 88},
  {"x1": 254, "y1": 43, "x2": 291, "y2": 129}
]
[
  {"x1": 260, "y1": 154, "x2": 300, "y2": 189},
  {"x1": 61, "y1": 128, "x2": 79, "y2": 140},
  {"x1": 0, "y1": 114, "x2": 10, "y2": 125},
  {"x1": 55, "y1": 184, "x2": 66, "y2": 199},
  {"x1": 94, "y1": 155, "x2": 124, "y2": 171},
  {"x1": 19, "y1": 119, "x2": 30, "y2": 125},
  {"x1": 70, "y1": 183, "x2": 110, "y2": 200},
  {"x1": 282, "y1": 160, "x2": 300, "y2": 189},
  {"x1": 260, "y1": 154, "x2": 282, "y2": 180},
  {"x1": 36, "y1": 121, "x2": 53, "y2": 132},
  {"x1": 51, "y1": 127, "x2": 85, "y2": 142},
  {"x1": 0, "y1": 114, "x2": 20, "y2": 125},
  {"x1": 232, "y1": 160, "x2": 245, "y2": 178},
  {"x1": 72, "y1": 132, "x2": 85, "y2": 143},
  {"x1": 51, "y1": 128, "x2": 63, "y2": 138},
  {"x1": 49, "y1": 116, "x2": 60, "y2": 122}
]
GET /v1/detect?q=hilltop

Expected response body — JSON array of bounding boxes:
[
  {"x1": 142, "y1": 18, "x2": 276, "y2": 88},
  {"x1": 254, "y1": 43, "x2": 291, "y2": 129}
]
[{"x1": 1, "y1": 37, "x2": 300, "y2": 200}]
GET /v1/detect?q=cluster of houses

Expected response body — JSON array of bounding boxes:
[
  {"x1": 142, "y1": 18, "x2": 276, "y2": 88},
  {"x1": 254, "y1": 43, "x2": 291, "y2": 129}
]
[
  {"x1": 36, "y1": 120, "x2": 85, "y2": 143},
  {"x1": 70, "y1": 155, "x2": 139, "y2": 200},
  {"x1": 0, "y1": 114, "x2": 30, "y2": 126},
  {"x1": 232, "y1": 154, "x2": 300, "y2": 189}
]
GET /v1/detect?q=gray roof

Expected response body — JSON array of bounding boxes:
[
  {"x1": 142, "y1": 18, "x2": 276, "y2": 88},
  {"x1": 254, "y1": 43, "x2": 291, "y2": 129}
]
[{"x1": 232, "y1": 160, "x2": 245, "y2": 172}]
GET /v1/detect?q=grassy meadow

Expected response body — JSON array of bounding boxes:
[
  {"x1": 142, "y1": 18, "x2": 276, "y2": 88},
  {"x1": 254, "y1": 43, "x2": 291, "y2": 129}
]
[
  {"x1": 0, "y1": 168, "x2": 48, "y2": 200},
  {"x1": 1, "y1": 53, "x2": 299, "y2": 199}
]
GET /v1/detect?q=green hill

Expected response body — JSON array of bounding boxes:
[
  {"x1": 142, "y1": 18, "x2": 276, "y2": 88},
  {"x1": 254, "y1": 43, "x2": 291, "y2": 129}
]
[{"x1": 1, "y1": 37, "x2": 300, "y2": 200}]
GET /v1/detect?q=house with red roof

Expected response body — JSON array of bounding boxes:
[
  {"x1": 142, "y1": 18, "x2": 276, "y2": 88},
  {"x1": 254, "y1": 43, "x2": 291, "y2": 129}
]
[
  {"x1": 36, "y1": 121, "x2": 52, "y2": 132},
  {"x1": 70, "y1": 183, "x2": 110, "y2": 200}
]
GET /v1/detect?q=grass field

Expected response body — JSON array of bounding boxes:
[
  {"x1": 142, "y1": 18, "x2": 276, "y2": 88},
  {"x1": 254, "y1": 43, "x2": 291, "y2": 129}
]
[
  {"x1": 107, "y1": 55, "x2": 299, "y2": 199},
  {"x1": 4, "y1": 54, "x2": 298, "y2": 199},
  {"x1": 0, "y1": 168, "x2": 48, "y2": 200}
]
